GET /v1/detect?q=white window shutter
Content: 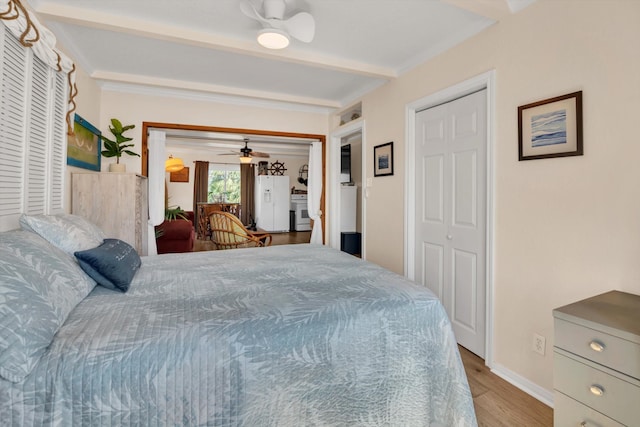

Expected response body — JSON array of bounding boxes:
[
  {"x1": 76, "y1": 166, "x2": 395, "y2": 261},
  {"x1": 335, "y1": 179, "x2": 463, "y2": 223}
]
[
  {"x1": 0, "y1": 27, "x2": 28, "y2": 228},
  {"x1": 0, "y1": 23, "x2": 69, "y2": 230},
  {"x1": 25, "y1": 56, "x2": 50, "y2": 215},
  {"x1": 49, "y1": 71, "x2": 67, "y2": 214}
]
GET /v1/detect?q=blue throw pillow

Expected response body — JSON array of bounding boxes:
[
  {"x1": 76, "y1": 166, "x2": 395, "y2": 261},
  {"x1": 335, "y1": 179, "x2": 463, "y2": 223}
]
[{"x1": 74, "y1": 239, "x2": 141, "y2": 292}]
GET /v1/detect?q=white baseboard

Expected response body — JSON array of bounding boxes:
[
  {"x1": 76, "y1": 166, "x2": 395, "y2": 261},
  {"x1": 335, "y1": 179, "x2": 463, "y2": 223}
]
[{"x1": 490, "y1": 363, "x2": 554, "y2": 408}]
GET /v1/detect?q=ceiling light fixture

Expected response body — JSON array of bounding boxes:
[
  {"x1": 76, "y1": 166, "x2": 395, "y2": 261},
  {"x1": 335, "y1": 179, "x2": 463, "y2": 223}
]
[
  {"x1": 165, "y1": 155, "x2": 185, "y2": 172},
  {"x1": 257, "y1": 28, "x2": 290, "y2": 50},
  {"x1": 239, "y1": 155, "x2": 253, "y2": 164}
]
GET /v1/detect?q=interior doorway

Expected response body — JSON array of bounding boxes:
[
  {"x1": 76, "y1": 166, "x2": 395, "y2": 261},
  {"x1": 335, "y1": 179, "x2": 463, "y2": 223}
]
[
  {"x1": 141, "y1": 123, "x2": 327, "y2": 243},
  {"x1": 330, "y1": 120, "x2": 366, "y2": 258}
]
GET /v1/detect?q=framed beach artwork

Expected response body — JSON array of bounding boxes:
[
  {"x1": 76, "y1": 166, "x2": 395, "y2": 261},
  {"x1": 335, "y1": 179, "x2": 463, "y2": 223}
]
[
  {"x1": 518, "y1": 91, "x2": 583, "y2": 161},
  {"x1": 374, "y1": 141, "x2": 394, "y2": 177},
  {"x1": 67, "y1": 114, "x2": 101, "y2": 171}
]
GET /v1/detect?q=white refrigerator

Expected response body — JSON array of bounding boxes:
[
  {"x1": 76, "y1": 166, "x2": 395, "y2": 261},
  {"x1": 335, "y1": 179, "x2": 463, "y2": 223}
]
[{"x1": 255, "y1": 175, "x2": 290, "y2": 232}]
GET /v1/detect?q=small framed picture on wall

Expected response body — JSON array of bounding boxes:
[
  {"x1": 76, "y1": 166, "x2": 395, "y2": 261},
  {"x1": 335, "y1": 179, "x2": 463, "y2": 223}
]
[
  {"x1": 518, "y1": 91, "x2": 583, "y2": 161},
  {"x1": 170, "y1": 166, "x2": 189, "y2": 182},
  {"x1": 374, "y1": 141, "x2": 394, "y2": 177}
]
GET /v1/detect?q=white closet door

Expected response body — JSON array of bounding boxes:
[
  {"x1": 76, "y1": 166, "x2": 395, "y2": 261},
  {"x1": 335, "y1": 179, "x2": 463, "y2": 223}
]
[{"x1": 414, "y1": 89, "x2": 487, "y2": 357}]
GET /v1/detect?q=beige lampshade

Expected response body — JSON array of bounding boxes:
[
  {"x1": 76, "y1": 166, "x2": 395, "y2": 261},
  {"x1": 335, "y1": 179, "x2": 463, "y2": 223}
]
[{"x1": 165, "y1": 155, "x2": 184, "y2": 172}]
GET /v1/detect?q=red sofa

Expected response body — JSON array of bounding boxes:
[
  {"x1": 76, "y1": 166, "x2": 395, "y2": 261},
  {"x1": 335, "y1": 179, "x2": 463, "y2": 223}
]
[{"x1": 155, "y1": 211, "x2": 195, "y2": 254}]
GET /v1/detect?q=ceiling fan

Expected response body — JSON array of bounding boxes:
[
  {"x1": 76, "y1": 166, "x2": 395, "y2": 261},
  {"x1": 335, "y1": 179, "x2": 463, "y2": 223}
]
[
  {"x1": 240, "y1": 0, "x2": 315, "y2": 49},
  {"x1": 221, "y1": 138, "x2": 270, "y2": 162}
]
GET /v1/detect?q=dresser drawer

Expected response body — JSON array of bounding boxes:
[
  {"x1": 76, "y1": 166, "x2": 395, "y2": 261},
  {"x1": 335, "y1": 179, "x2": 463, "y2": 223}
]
[
  {"x1": 554, "y1": 391, "x2": 624, "y2": 427},
  {"x1": 555, "y1": 318, "x2": 640, "y2": 380},
  {"x1": 555, "y1": 351, "x2": 640, "y2": 426}
]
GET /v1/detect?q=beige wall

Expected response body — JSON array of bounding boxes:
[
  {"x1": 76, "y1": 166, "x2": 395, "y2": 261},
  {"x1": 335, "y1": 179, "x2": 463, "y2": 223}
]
[
  {"x1": 63, "y1": 60, "x2": 102, "y2": 212},
  {"x1": 165, "y1": 149, "x2": 309, "y2": 212},
  {"x1": 356, "y1": 0, "x2": 640, "y2": 394},
  {"x1": 98, "y1": 91, "x2": 327, "y2": 175}
]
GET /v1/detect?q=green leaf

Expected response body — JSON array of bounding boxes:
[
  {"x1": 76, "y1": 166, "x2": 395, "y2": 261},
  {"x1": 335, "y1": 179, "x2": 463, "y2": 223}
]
[
  {"x1": 101, "y1": 118, "x2": 139, "y2": 159},
  {"x1": 110, "y1": 118, "x2": 123, "y2": 133}
]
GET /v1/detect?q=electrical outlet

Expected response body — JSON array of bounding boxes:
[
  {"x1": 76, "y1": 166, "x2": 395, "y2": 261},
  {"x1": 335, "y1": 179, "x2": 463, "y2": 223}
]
[{"x1": 532, "y1": 333, "x2": 546, "y2": 355}]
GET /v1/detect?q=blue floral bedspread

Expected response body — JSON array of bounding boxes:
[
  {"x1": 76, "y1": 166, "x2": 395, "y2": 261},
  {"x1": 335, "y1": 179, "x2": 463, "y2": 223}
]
[{"x1": 1, "y1": 245, "x2": 477, "y2": 426}]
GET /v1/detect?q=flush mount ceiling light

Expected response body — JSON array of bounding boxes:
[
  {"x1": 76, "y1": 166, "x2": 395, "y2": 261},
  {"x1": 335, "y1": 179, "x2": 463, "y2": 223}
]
[
  {"x1": 241, "y1": 0, "x2": 315, "y2": 50},
  {"x1": 257, "y1": 28, "x2": 290, "y2": 50}
]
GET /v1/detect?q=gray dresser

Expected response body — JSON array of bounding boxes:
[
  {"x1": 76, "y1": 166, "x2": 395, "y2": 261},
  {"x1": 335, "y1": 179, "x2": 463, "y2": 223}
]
[{"x1": 553, "y1": 291, "x2": 640, "y2": 426}]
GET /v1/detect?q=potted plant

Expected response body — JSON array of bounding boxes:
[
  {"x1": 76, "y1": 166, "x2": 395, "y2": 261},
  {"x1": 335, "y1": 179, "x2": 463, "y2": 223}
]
[
  {"x1": 165, "y1": 206, "x2": 188, "y2": 221},
  {"x1": 101, "y1": 118, "x2": 139, "y2": 172}
]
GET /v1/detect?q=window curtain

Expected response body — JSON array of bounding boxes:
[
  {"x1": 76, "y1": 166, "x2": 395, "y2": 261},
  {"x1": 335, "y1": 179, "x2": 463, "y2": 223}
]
[
  {"x1": 193, "y1": 161, "x2": 209, "y2": 236},
  {"x1": 240, "y1": 163, "x2": 255, "y2": 225},
  {"x1": 147, "y1": 130, "x2": 166, "y2": 256},
  {"x1": 0, "y1": 0, "x2": 77, "y2": 135},
  {"x1": 308, "y1": 141, "x2": 323, "y2": 244}
]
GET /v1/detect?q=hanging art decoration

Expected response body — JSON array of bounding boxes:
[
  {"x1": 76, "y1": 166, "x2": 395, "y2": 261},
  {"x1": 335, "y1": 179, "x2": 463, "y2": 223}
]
[
  {"x1": 297, "y1": 164, "x2": 308, "y2": 186},
  {"x1": 269, "y1": 160, "x2": 287, "y2": 176}
]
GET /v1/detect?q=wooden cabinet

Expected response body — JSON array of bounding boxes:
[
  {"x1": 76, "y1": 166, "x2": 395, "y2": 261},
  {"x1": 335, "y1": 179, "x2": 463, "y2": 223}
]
[
  {"x1": 553, "y1": 291, "x2": 640, "y2": 426},
  {"x1": 71, "y1": 172, "x2": 148, "y2": 256}
]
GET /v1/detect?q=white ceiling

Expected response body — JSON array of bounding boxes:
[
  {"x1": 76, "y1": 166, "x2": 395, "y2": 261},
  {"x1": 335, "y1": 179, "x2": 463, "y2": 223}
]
[
  {"x1": 29, "y1": 0, "x2": 535, "y2": 112},
  {"x1": 158, "y1": 128, "x2": 315, "y2": 158}
]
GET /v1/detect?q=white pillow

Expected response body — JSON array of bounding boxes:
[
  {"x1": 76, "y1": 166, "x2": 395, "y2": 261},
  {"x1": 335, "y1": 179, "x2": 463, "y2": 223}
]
[
  {"x1": 19, "y1": 214, "x2": 105, "y2": 256},
  {"x1": 0, "y1": 231, "x2": 96, "y2": 382}
]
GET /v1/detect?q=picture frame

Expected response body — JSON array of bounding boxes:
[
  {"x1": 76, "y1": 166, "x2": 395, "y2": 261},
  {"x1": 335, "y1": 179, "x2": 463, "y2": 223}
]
[
  {"x1": 374, "y1": 141, "x2": 394, "y2": 177},
  {"x1": 518, "y1": 91, "x2": 583, "y2": 161},
  {"x1": 67, "y1": 114, "x2": 101, "y2": 171},
  {"x1": 170, "y1": 166, "x2": 189, "y2": 183}
]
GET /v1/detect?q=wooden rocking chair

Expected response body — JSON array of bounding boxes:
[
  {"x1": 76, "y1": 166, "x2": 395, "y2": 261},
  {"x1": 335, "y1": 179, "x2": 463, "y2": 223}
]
[{"x1": 209, "y1": 211, "x2": 272, "y2": 250}]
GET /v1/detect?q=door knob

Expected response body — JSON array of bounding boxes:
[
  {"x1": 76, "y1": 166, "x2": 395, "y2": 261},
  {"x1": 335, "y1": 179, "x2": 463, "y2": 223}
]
[{"x1": 446, "y1": 234, "x2": 453, "y2": 240}]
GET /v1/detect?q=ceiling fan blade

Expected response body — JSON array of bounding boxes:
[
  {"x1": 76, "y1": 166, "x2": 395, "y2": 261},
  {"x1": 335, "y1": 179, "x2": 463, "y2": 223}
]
[
  {"x1": 251, "y1": 152, "x2": 270, "y2": 158},
  {"x1": 283, "y1": 12, "x2": 315, "y2": 43},
  {"x1": 240, "y1": 0, "x2": 268, "y2": 24}
]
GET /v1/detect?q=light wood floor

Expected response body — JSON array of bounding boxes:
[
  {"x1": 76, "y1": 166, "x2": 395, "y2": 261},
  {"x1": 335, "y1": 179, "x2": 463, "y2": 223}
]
[
  {"x1": 193, "y1": 231, "x2": 311, "y2": 252},
  {"x1": 459, "y1": 346, "x2": 553, "y2": 426}
]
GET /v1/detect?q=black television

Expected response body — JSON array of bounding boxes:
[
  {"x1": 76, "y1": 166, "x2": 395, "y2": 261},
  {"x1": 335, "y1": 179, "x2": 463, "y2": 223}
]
[{"x1": 340, "y1": 144, "x2": 351, "y2": 184}]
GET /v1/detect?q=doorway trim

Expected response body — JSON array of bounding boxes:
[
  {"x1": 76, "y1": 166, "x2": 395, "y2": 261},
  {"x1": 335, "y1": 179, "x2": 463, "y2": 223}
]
[
  {"x1": 140, "y1": 122, "x2": 327, "y2": 241},
  {"x1": 404, "y1": 70, "x2": 495, "y2": 367},
  {"x1": 329, "y1": 119, "x2": 366, "y2": 257}
]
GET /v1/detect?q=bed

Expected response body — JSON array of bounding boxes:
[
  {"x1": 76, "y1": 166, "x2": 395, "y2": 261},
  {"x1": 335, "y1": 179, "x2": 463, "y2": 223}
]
[{"x1": 0, "y1": 214, "x2": 477, "y2": 426}]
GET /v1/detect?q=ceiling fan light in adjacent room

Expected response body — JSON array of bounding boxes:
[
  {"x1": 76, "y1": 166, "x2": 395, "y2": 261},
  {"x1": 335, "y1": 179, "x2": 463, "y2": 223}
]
[
  {"x1": 257, "y1": 28, "x2": 290, "y2": 49},
  {"x1": 239, "y1": 155, "x2": 253, "y2": 164},
  {"x1": 165, "y1": 155, "x2": 184, "y2": 172}
]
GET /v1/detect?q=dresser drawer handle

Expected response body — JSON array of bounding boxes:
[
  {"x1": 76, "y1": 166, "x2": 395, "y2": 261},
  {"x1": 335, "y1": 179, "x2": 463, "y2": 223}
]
[
  {"x1": 589, "y1": 340, "x2": 605, "y2": 352},
  {"x1": 589, "y1": 384, "x2": 605, "y2": 396}
]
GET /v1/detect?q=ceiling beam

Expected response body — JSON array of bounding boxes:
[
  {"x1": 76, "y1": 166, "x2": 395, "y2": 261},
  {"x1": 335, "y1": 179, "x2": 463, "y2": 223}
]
[
  {"x1": 92, "y1": 70, "x2": 341, "y2": 108},
  {"x1": 34, "y1": 3, "x2": 397, "y2": 80},
  {"x1": 442, "y1": 0, "x2": 512, "y2": 21},
  {"x1": 443, "y1": 0, "x2": 537, "y2": 20}
]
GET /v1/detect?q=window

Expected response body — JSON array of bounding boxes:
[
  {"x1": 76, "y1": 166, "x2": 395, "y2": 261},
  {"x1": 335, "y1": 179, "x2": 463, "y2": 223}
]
[{"x1": 208, "y1": 164, "x2": 240, "y2": 203}]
